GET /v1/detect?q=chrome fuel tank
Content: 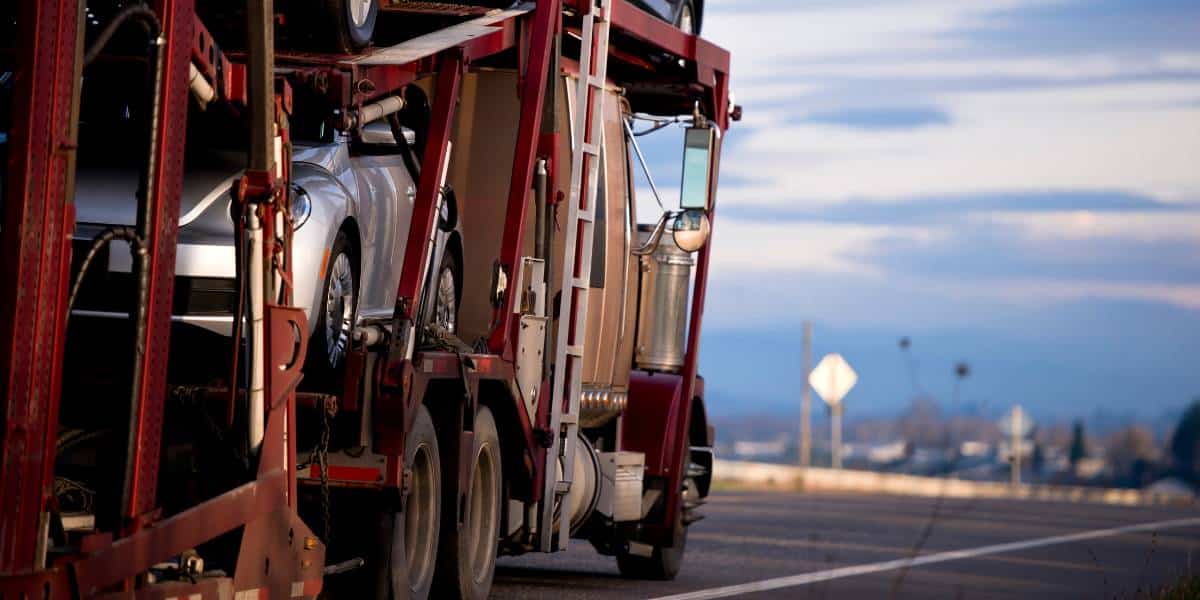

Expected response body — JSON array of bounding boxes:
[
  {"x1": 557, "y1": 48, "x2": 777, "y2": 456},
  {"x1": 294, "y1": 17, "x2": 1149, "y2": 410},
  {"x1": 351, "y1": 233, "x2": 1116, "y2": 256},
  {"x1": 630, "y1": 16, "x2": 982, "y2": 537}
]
[{"x1": 633, "y1": 224, "x2": 694, "y2": 373}]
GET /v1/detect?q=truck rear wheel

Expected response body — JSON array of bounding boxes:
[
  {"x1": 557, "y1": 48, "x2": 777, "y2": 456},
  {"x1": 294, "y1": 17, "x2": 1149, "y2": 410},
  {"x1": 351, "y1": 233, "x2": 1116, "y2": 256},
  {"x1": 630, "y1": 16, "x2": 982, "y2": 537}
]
[
  {"x1": 617, "y1": 509, "x2": 687, "y2": 581},
  {"x1": 433, "y1": 406, "x2": 502, "y2": 599},
  {"x1": 396, "y1": 405, "x2": 441, "y2": 599}
]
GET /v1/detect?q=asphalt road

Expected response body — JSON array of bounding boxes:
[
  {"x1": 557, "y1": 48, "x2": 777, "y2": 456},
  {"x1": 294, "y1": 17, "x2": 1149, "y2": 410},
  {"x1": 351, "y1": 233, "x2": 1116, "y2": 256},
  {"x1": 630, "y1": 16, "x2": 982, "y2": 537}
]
[{"x1": 492, "y1": 489, "x2": 1200, "y2": 599}]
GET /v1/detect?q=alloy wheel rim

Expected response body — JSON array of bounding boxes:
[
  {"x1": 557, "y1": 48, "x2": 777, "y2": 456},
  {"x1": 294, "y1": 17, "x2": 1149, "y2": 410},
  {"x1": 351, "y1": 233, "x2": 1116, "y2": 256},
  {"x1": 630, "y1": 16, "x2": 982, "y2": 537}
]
[
  {"x1": 325, "y1": 252, "x2": 354, "y2": 366},
  {"x1": 349, "y1": 0, "x2": 372, "y2": 27},
  {"x1": 435, "y1": 266, "x2": 457, "y2": 334},
  {"x1": 679, "y1": 4, "x2": 694, "y2": 34}
]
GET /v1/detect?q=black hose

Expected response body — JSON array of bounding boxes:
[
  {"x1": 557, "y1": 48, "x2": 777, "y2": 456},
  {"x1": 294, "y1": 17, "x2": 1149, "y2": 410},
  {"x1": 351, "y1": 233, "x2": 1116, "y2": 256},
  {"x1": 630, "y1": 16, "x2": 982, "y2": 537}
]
[
  {"x1": 65, "y1": 226, "x2": 142, "y2": 316},
  {"x1": 228, "y1": 202, "x2": 249, "y2": 427},
  {"x1": 388, "y1": 113, "x2": 421, "y2": 182},
  {"x1": 116, "y1": 4, "x2": 165, "y2": 522},
  {"x1": 83, "y1": 4, "x2": 160, "y2": 67}
]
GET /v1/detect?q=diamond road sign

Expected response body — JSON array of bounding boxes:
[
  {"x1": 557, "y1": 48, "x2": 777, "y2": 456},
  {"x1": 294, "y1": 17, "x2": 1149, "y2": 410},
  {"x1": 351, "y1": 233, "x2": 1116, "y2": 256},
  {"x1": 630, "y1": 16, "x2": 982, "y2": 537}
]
[
  {"x1": 999, "y1": 405, "x2": 1035, "y2": 438},
  {"x1": 808, "y1": 353, "x2": 857, "y2": 407}
]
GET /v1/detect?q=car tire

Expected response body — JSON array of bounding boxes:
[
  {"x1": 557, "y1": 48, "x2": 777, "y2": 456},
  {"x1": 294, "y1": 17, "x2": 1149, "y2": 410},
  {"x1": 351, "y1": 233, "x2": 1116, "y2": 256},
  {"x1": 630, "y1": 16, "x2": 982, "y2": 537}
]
[
  {"x1": 393, "y1": 405, "x2": 441, "y2": 599},
  {"x1": 616, "y1": 507, "x2": 687, "y2": 580},
  {"x1": 428, "y1": 251, "x2": 460, "y2": 335},
  {"x1": 323, "y1": 0, "x2": 378, "y2": 53},
  {"x1": 432, "y1": 406, "x2": 502, "y2": 600},
  {"x1": 307, "y1": 231, "x2": 358, "y2": 387}
]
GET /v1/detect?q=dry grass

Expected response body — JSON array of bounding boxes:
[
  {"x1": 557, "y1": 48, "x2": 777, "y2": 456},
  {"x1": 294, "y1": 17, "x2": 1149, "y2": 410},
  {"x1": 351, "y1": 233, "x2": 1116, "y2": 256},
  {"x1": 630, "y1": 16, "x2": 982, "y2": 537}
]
[{"x1": 1149, "y1": 576, "x2": 1200, "y2": 599}]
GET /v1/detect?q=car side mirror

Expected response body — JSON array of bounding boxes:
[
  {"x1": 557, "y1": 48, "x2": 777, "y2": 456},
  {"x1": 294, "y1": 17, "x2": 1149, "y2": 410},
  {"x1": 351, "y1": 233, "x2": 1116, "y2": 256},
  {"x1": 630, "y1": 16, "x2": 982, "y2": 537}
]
[{"x1": 679, "y1": 126, "x2": 716, "y2": 211}]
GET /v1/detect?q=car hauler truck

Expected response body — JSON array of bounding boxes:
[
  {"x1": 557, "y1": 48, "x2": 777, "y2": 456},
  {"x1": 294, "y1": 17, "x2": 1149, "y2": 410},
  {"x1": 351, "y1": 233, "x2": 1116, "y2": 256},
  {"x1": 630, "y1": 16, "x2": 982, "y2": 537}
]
[{"x1": 0, "y1": 0, "x2": 736, "y2": 598}]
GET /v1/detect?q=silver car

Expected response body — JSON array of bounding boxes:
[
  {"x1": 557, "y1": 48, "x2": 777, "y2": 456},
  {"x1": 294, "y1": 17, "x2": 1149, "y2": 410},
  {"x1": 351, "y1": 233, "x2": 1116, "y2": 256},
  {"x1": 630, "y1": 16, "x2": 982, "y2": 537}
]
[{"x1": 70, "y1": 117, "x2": 463, "y2": 377}]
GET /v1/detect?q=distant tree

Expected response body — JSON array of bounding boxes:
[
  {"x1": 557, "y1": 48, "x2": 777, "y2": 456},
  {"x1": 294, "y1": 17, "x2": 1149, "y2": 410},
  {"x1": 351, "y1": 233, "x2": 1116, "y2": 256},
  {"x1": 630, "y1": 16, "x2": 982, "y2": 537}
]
[
  {"x1": 1106, "y1": 425, "x2": 1159, "y2": 487},
  {"x1": 955, "y1": 362, "x2": 971, "y2": 379},
  {"x1": 898, "y1": 396, "x2": 944, "y2": 447},
  {"x1": 1069, "y1": 420, "x2": 1087, "y2": 468},
  {"x1": 1169, "y1": 399, "x2": 1200, "y2": 482},
  {"x1": 951, "y1": 362, "x2": 970, "y2": 411},
  {"x1": 1031, "y1": 442, "x2": 1045, "y2": 476}
]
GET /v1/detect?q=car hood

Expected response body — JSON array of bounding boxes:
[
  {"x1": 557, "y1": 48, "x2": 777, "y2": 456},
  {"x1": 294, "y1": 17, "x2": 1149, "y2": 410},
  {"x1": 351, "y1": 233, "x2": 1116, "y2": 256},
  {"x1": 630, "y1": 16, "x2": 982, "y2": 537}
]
[{"x1": 74, "y1": 160, "x2": 242, "y2": 228}]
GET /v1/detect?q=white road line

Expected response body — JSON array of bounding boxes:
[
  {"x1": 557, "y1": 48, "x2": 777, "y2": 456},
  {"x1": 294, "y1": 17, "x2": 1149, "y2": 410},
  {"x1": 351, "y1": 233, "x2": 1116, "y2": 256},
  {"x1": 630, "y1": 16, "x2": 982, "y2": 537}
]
[{"x1": 650, "y1": 516, "x2": 1200, "y2": 600}]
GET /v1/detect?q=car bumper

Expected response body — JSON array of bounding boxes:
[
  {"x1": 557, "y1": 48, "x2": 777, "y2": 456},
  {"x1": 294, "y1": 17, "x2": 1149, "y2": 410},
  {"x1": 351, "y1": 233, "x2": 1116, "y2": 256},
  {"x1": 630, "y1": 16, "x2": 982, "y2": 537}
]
[{"x1": 70, "y1": 225, "x2": 323, "y2": 337}]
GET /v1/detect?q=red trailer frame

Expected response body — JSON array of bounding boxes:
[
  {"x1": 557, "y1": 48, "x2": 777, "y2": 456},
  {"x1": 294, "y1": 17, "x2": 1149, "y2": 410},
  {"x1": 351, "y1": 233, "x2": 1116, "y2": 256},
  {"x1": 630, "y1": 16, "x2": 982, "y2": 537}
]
[{"x1": 0, "y1": 0, "x2": 731, "y2": 595}]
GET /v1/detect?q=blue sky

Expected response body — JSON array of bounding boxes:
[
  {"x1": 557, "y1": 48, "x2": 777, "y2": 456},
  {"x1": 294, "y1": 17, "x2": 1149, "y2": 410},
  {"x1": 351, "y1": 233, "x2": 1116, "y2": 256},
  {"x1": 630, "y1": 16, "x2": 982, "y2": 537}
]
[{"x1": 640, "y1": 0, "x2": 1200, "y2": 421}]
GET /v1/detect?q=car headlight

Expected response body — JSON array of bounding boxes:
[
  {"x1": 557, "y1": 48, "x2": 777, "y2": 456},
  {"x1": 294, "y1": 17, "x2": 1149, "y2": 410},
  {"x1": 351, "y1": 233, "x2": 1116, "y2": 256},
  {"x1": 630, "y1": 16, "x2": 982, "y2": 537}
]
[{"x1": 290, "y1": 184, "x2": 312, "y2": 230}]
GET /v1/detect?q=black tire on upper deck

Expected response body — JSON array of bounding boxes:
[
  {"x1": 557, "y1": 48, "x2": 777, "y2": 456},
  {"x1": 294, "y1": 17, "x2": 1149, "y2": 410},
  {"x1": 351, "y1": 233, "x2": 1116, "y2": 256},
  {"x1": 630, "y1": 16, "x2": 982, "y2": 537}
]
[
  {"x1": 676, "y1": 0, "x2": 699, "y2": 35},
  {"x1": 322, "y1": 0, "x2": 378, "y2": 53}
]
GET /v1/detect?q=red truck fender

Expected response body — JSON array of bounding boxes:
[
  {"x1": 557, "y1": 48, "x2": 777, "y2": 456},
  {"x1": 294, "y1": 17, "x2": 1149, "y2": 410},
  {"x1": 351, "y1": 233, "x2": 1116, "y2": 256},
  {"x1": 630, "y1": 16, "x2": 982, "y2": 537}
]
[{"x1": 621, "y1": 370, "x2": 712, "y2": 545}]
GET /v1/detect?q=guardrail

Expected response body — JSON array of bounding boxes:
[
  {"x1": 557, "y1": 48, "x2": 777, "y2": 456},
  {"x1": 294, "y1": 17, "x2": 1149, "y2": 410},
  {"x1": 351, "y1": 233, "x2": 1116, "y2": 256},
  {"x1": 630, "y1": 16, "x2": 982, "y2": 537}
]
[{"x1": 713, "y1": 459, "x2": 1196, "y2": 507}]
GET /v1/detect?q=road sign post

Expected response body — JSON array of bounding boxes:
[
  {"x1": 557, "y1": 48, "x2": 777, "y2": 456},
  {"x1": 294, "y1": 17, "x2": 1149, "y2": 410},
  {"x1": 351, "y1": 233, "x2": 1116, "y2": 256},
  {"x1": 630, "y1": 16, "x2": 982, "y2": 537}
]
[
  {"x1": 1000, "y1": 405, "x2": 1033, "y2": 487},
  {"x1": 831, "y1": 404, "x2": 843, "y2": 469},
  {"x1": 808, "y1": 353, "x2": 857, "y2": 470},
  {"x1": 800, "y1": 322, "x2": 812, "y2": 468}
]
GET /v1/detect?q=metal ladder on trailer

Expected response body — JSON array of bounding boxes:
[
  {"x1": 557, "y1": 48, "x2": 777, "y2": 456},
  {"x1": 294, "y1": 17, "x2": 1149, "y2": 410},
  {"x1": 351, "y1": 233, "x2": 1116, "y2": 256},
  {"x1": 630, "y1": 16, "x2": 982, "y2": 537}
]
[{"x1": 539, "y1": 0, "x2": 612, "y2": 552}]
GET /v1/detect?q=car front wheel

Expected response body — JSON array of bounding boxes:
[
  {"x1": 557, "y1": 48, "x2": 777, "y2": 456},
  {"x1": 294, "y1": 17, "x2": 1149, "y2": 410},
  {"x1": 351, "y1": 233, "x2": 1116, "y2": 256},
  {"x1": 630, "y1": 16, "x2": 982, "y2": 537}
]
[
  {"x1": 431, "y1": 253, "x2": 460, "y2": 335},
  {"x1": 307, "y1": 231, "x2": 358, "y2": 386}
]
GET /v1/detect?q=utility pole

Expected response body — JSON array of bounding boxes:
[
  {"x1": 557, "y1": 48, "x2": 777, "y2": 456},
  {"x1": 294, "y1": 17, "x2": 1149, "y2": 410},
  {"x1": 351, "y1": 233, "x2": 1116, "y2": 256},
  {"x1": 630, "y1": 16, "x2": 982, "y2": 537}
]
[
  {"x1": 1011, "y1": 405, "x2": 1022, "y2": 487},
  {"x1": 831, "y1": 404, "x2": 842, "y2": 469},
  {"x1": 800, "y1": 321, "x2": 812, "y2": 468}
]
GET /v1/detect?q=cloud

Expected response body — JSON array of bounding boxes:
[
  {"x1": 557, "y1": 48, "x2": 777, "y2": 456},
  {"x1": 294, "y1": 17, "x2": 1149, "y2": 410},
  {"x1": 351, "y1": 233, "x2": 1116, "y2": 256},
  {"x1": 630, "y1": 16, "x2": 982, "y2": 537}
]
[
  {"x1": 854, "y1": 218, "x2": 1200, "y2": 286},
  {"x1": 703, "y1": 0, "x2": 1067, "y2": 79},
  {"x1": 717, "y1": 79, "x2": 1200, "y2": 207},
  {"x1": 719, "y1": 190, "x2": 1184, "y2": 225},
  {"x1": 709, "y1": 218, "x2": 937, "y2": 277},
  {"x1": 802, "y1": 106, "x2": 952, "y2": 129},
  {"x1": 757, "y1": 53, "x2": 1200, "y2": 84},
  {"x1": 690, "y1": 0, "x2": 1200, "y2": 418}
]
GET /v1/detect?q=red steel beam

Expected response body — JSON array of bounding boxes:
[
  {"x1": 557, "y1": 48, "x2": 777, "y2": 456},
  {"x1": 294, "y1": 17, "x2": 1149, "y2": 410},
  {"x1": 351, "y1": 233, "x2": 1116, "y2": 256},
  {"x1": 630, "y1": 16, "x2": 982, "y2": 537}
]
[
  {"x1": 488, "y1": 0, "x2": 561, "y2": 355},
  {"x1": 658, "y1": 130, "x2": 725, "y2": 536},
  {"x1": 380, "y1": 52, "x2": 464, "y2": 448},
  {"x1": 0, "y1": 0, "x2": 83, "y2": 574},
  {"x1": 562, "y1": 0, "x2": 730, "y2": 79},
  {"x1": 72, "y1": 474, "x2": 288, "y2": 596},
  {"x1": 391, "y1": 52, "x2": 463, "y2": 323},
  {"x1": 607, "y1": 0, "x2": 729, "y2": 76},
  {"x1": 124, "y1": 0, "x2": 196, "y2": 526}
]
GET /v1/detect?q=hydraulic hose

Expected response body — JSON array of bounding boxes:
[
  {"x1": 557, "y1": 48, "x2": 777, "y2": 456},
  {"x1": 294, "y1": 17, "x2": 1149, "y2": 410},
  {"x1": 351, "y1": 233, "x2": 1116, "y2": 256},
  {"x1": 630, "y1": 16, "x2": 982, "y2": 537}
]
[
  {"x1": 87, "y1": 1, "x2": 168, "y2": 523},
  {"x1": 65, "y1": 226, "x2": 142, "y2": 316},
  {"x1": 83, "y1": 4, "x2": 159, "y2": 67},
  {"x1": 228, "y1": 202, "x2": 250, "y2": 427}
]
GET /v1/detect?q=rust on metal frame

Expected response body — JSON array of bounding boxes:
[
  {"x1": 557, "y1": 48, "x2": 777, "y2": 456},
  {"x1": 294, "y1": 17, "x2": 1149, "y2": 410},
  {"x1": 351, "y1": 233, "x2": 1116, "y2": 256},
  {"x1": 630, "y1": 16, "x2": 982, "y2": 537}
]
[
  {"x1": 124, "y1": 0, "x2": 196, "y2": 529},
  {"x1": 0, "y1": 0, "x2": 83, "y2": 576},
  {"x1": 71, "y1": 390, "x2": 311, "y2": 595},
  {"x1": 374, "y1": 51, "x2": 464, "y2": 460}
]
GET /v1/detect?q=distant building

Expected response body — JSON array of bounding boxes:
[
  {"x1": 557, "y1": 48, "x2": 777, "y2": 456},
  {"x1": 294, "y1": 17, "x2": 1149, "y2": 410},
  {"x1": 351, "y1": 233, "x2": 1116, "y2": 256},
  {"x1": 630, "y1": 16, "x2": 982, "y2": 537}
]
[
  {"x1": 868, "y1": 441, "x2": 908, "y2": 464},
  {"x1": 1074, "y1": 457, "x2": 1109, "y2": 480},
  {"x1": 732, "y1": 437, "x2": 790, "y2": 459},
  {"x1": 959, "y1": 440, "x2": 990, "y2": 458}
]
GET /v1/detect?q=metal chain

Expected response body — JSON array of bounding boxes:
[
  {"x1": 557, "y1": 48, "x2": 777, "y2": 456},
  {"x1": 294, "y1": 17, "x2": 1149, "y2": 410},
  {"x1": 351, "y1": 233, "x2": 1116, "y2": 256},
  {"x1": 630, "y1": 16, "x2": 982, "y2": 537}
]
[{"x1": 313, "y1": 406, "x2": 332, "y2": 545}]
